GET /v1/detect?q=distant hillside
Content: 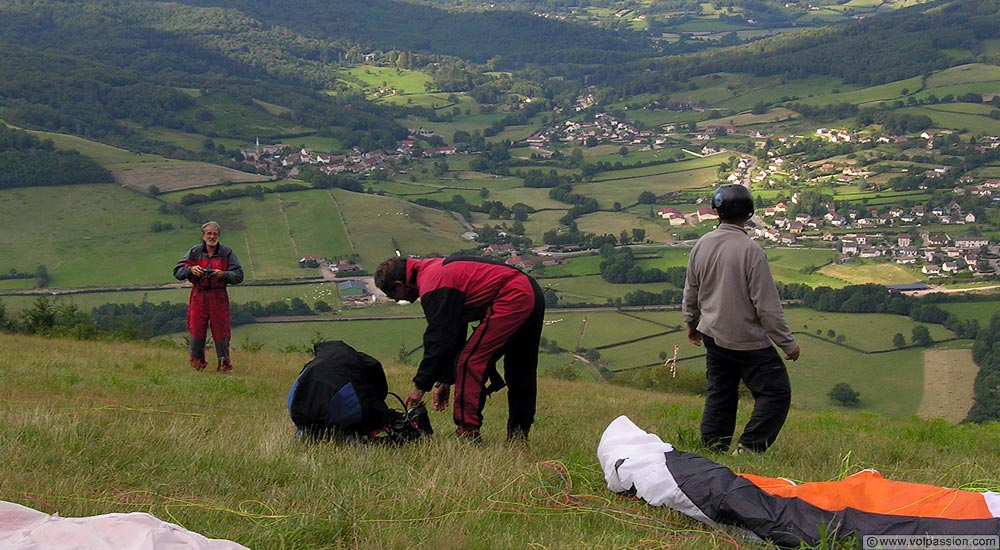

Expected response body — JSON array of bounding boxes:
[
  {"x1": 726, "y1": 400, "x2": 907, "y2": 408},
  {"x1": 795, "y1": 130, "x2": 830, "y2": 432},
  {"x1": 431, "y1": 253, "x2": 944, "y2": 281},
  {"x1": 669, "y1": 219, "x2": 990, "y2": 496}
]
[
  {"x1": 172, "y1": 0, "x2": 650, "y2": 67},
  {"x1": 587, "y1": 0, "x2": 1000, "y2": 96}
]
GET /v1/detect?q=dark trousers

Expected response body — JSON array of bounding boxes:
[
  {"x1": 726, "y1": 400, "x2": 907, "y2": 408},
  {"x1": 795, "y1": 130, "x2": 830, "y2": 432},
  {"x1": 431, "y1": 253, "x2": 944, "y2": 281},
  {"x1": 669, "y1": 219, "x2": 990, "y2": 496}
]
[{"x1": 700, "y1": 335, "x2": 791, "y2": 453}]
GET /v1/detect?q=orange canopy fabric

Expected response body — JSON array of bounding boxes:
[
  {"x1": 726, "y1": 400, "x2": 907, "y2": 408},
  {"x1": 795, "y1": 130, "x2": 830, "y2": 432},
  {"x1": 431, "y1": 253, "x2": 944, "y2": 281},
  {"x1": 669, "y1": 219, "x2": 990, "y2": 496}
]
[{"x1": 739, "y1": 470, "x2": 994, "y2": 520}]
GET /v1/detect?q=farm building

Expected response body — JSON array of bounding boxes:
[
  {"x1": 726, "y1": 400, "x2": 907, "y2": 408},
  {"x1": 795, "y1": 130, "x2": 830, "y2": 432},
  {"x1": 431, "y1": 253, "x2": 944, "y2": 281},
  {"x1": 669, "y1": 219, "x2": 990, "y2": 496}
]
[{"x1": 337, "y1": 280, "x2": 370, "y2": 303}]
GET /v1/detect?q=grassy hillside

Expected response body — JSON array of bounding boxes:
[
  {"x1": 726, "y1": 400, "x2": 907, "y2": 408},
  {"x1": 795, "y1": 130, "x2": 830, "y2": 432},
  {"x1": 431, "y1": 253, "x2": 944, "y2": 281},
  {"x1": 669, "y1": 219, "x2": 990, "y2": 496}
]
[{"x1": 2, "y1": 333, "x2": 999, "y2": 549}]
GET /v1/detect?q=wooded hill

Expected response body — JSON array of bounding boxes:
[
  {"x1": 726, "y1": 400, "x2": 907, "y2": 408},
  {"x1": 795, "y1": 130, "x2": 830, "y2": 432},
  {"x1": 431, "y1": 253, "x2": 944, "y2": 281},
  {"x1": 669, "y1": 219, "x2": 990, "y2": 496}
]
[
  {"x1": 586, "y1": 0, "x2": 1000, "y2": 96},
  {"x1": 1, "y1": 0, "x2": 997, "y2": 156}
]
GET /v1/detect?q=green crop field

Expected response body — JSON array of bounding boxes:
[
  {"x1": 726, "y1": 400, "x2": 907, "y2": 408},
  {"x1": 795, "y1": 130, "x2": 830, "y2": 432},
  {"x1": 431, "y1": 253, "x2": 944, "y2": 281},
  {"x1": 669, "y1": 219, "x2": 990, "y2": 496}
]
[
  {"x1": 486, "y1": 186, "x2": 571, "y2": 210},
  {"x1": 400, "y1": 113, "x2": 509, "y2": 139},
  {"x1": 286, "y1": 135, "x2": 345, "y2": 152},
  {"x1": 784, "y1": 309, "x2": 957, "y2": 352},
  {"x1": 783, "y1": 336, "x2": 926, "y2": 417},
  {"x1": 621, "y1": 308, "x2": 950, "y2": 417},
  {"x1": 515, "y1": 210, "x2": 572, "y2": 244},
  {"x1": 1, "y1": 288, "x2": 978, "y2": 426},
  {"x1": 120, "y1": 121, "x2": 246, "y2": 153}
]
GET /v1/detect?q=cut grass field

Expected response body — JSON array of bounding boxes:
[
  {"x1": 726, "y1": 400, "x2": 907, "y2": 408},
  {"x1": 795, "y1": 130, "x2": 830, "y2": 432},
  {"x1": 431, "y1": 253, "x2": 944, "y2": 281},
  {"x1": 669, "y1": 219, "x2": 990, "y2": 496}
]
[
  {"x1": 2, "y1": 333, "x2": 997, "y2": 549},
  {"x1": 817, "y1": 261, "x2": 922, "y2": 286},
  {"x1": 114, "y1": 164, "x2": 271, "y2": 193}
]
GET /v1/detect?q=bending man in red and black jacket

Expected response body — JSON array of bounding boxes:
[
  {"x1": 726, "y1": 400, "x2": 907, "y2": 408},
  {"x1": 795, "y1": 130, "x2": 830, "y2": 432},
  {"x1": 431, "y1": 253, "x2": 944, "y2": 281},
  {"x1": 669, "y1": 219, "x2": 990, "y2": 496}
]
[
  {"x1": 375, "y1": 256, "x2": 545, "y2": 442},
  {"x1": 173, "y1": 221, "x2": 244, "y2": 372}
]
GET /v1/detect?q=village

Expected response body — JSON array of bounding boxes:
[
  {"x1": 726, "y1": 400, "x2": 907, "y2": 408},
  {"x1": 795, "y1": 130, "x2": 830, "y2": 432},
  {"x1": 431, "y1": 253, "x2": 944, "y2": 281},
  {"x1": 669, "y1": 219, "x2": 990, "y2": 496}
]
[{"x1": 242, "y1": 106, "x2": 1000, "y2": 287}]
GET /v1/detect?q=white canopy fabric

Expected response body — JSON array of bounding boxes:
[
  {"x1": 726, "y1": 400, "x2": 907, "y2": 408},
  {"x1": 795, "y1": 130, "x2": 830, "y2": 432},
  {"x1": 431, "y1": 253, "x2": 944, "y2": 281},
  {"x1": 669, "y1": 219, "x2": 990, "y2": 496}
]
[{"x1": 0, "y1": 500, "x2": 249, "y2": 550}]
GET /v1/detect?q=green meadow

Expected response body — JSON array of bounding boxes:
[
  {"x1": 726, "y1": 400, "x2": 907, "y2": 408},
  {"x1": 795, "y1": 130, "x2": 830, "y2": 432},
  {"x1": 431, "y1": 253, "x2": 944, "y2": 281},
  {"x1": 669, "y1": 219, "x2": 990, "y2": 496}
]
[
  {"x1": 275, "y1": 189, "x2": 355, "y2": 260},
  {"x1": 0, "y1": 184, "x2": 196, "y2": 287},
  {"x1": 5, "y1": 333, "x2": 998, "y2": 549},
  {"x1": 23, "y1": 129, "x2": 176, "y2": 170},
  {"x1": 938, "y1": 299, "x2": 1000, "y2": 326},
  {"x1": 573, "y1": 211, "x2": 677, "y2": 242},
  {"x1": 338, "y1": 66, "x2": 435, "y2": 97},
  {"x1": 329, "y1": 188, "x2": 470, "y2": 265},
  {"x1": 897, "y1": 105, "x2": 1000, "y2": 134}
]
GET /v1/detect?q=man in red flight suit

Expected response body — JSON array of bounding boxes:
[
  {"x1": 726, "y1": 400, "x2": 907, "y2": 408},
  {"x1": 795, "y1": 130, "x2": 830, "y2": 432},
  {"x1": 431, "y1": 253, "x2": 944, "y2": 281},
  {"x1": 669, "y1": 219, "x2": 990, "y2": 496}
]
[
  {"x1": 173, "y1": 221, "x2": 244, "y2": 373},
  {"x1": 374, "y1": 256, "x2": 545, "y2": 442}
]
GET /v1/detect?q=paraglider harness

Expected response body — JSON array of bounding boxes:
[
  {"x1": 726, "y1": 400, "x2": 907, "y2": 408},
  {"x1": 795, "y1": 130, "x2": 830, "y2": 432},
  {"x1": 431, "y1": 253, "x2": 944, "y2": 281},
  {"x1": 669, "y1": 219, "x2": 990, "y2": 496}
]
[{"x1": 287, "y1": 340, "x2": 433, "y2": 444}]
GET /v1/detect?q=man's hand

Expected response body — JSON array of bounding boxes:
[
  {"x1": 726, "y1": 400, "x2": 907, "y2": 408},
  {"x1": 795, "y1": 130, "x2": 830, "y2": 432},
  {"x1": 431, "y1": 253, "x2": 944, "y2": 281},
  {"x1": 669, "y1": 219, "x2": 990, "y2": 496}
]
[
  {"x1": 785, "y1": 346, "x2": 800, "y2": 362},
  {"x1": 687, "y1": 327, "x2": 702, "y2": 347},
  {"x1": 405, "y1": 387, "x2": 425, "y2": 408},
  {"x1": 210, "y1": 269, "x2": 225, "y2": 279},
  {"x1": 431, "y1": 383, "x2": 450, "y2": 411},
  {"x1": 191, "y1": 265, "x2": 205, "y2": 277}
]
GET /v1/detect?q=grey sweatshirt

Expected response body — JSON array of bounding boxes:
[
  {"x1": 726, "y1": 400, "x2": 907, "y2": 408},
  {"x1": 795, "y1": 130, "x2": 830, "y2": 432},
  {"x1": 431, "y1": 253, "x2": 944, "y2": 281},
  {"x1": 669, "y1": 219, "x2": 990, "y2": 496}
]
[{"x1": 682, "y1": 223, "x2": 798, "y2": 354}]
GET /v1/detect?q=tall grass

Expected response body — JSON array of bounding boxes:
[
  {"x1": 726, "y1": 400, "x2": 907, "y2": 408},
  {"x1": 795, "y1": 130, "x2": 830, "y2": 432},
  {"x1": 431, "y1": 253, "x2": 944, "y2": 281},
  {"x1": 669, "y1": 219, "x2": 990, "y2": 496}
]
[{"x1": 2, "y1": 333, "x2": 999, "y2": 549}]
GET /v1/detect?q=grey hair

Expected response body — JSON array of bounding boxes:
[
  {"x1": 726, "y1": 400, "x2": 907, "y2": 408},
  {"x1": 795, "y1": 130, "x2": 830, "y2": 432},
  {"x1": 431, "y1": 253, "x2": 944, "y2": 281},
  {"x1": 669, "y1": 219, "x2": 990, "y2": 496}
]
[{"x1": 201, "y1": 221, "x2": 221, "y2": 232}]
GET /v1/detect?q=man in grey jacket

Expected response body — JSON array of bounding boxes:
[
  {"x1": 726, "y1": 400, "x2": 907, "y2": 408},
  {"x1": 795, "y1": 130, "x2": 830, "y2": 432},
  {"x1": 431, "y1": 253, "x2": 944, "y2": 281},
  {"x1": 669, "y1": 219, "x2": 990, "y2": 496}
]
[{"x1": 683, "y1": 184, "x2": 800, "y2": 454}]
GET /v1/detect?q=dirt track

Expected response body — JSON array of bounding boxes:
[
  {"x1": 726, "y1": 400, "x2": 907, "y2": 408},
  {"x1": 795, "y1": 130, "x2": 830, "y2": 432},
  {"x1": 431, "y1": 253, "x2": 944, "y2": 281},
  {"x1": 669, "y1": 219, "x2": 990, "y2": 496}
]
[{"x1": 917, "y1": 348, "x2": 977, "y2": 423}]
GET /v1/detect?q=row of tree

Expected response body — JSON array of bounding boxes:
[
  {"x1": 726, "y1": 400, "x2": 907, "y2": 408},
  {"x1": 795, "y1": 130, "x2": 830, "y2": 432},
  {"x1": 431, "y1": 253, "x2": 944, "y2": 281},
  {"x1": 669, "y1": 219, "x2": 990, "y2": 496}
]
[{"x1": 0, "y1": 296, "x2": 332, "y2": 341}]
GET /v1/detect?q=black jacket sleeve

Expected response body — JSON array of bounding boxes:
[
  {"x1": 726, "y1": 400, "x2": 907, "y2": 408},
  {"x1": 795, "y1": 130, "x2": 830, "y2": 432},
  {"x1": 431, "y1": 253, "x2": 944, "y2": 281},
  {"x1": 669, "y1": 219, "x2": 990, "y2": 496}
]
[
  {"x1": 415, "y1": 287, "x2": 467, "y2": 391},
  {"x1": 221, "y1": 246, "x2": 244, "y2": 285}
]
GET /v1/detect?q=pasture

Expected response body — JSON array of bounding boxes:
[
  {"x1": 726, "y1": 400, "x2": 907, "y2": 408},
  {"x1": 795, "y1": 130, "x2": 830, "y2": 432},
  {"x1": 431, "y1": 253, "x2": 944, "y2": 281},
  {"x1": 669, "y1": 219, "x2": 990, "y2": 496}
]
[
  {"x1": 576, "y1": 166, "x2": 720, "y2": 206},
  {"x1": 199, "y1": 195, "x2": 302, "y2": 280},
  {"x1": 0, "y1": 184, "x2": 198, "y2": 287},
  {"x1": 573, "y1": 211, "x2": 677, "y2": 243},
  {"x1": 938, "y1": 299, "x2": 1000, "y2": 326},
  {"x1": 24, "y1": 129, "x2": 178, "y2": 171},
  {"x1": 329, "y1": 189, "x2": 470, "y2": 265},
  {"x1": 897, "y1": 106, "x2": 1000, "y2": 135},
  {"x1": 794, "y1": 76, "x2": 922, "y2": 107},
  {"x1": 538, "y1": 275, "x2": 681, "y2": 305},
  {"x1": 338, "y1": 66, "x2": 435, "y2": 97},
  {"x1": 275, "y1": 189, "x2": 355, "y2": 260}
]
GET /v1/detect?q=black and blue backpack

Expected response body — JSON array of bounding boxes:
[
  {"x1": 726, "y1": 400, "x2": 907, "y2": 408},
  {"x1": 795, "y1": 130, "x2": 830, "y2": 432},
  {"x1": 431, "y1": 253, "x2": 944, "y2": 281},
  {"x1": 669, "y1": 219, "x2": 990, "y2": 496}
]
[{"x1": 287, "y1": 340, "x2": 432, "y2": 443}]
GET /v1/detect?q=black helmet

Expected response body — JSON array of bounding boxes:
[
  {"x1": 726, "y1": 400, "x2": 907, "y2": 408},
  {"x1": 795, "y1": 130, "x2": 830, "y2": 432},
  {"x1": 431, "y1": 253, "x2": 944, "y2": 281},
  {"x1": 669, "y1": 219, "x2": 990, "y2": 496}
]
[{"x1": 711, "y1": 184, "x2": 754, "y2": 222}]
